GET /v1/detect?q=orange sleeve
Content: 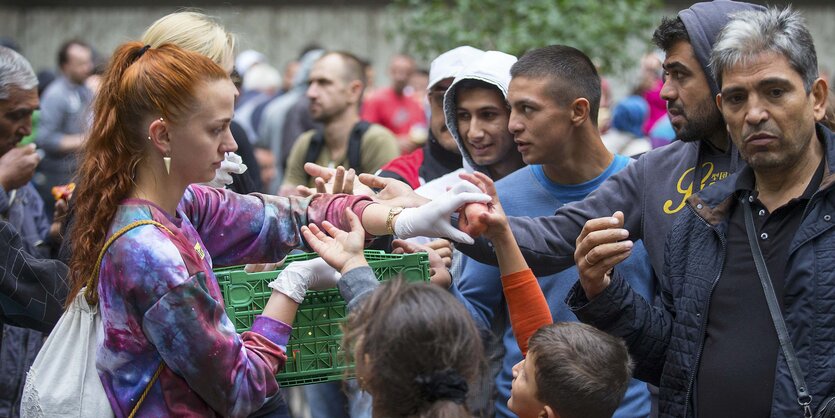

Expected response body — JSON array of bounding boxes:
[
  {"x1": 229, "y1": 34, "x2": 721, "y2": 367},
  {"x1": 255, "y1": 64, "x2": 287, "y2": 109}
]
[{"x1": 501, "y1": 269, "x2": 553, "y2": 356}]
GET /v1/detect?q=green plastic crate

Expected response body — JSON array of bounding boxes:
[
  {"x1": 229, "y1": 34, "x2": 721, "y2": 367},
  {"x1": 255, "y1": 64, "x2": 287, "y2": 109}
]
[{"x1": 215, "y1": 250, "x2": 430, "y2": 387}]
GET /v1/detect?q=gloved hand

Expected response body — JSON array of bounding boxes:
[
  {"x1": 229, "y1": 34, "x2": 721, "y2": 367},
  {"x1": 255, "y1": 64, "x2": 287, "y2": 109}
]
[
  {"x1": 204, "y1": 152, "x2": 248, "y2": 189},
  {"x1": 267, "y1": 257, "x2": 341, "y2": 303},
  {"x1": 393, "y1": 181, "x2": 491, "y2": 244}
]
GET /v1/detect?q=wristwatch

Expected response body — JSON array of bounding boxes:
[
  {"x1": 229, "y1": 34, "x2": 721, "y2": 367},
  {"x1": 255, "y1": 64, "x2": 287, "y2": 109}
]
[{"x1": 386, "y1": 207, "x2": 404, "y2": 236}]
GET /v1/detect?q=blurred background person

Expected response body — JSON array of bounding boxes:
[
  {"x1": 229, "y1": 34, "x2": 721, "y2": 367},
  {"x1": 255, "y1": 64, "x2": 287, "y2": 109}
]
[
  {"x1": 361, "y1": 54, "x2": 427, "y2": 155},
  {"x1": 34, "y1": 39, "x2": 93, "y2": 219}
]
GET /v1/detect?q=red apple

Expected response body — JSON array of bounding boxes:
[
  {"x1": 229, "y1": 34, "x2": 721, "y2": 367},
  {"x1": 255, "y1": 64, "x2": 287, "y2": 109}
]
[{"x1": 460, "y1": 202, "x2": 490, "y2": 237}]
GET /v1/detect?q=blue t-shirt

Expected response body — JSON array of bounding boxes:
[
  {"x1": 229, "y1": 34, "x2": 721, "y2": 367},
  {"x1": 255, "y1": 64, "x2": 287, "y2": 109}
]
[{"x1": 451, "y1": 155, "x2": 654, "y2": 418}]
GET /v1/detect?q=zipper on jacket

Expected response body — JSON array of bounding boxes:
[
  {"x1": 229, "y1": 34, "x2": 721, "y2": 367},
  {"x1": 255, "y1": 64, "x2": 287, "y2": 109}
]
[{"x1": 683, "y1": 203, "x2": 727, "y2": 418}]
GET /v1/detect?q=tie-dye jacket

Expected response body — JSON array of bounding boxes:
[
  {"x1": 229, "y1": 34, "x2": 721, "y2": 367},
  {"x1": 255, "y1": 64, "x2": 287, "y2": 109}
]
[{"x1": 96, "y1": 185, "x2": 373, "y2": 417}]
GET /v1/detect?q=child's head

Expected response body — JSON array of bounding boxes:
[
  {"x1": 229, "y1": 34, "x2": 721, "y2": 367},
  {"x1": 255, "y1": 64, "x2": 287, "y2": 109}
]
[
  {"x1": 508, "y1": 322, "x2": 633, "y2": 418},
  {"x1": 344, "y1": 278, "x2": 484, "y2": 418}
]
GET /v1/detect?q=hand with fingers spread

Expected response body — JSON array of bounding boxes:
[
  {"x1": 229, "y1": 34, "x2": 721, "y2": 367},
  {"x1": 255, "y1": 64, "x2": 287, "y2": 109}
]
[
  {"x1": 358, "y1": 173, "x2": 429, "y2": 208},
  {"x1": 301, "y1": 208, "x2": 368, "y2": 274},
  {"x1": 393, "y1": 181, "x2": 491, "y2": 244},
  {"x1": 301, "y1": 163, "x2": 374, "y2": 196},
  {"x1": 574, "y1": 211, "x2": 633, "y2": 300},
  {"x1": 392, "y1": 239, "x2": 452, "y2": 288}
]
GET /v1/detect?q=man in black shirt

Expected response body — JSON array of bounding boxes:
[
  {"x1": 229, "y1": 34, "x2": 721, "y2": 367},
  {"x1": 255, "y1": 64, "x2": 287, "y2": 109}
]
[{"x1": 569, "y1": 6, "x2": 835, "y2": 417}]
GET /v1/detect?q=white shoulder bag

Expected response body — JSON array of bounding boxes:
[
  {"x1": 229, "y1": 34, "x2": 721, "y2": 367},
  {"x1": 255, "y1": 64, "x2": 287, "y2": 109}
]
[{"x1": 22, "y1": 220, "x2": 169, "y2": 418}]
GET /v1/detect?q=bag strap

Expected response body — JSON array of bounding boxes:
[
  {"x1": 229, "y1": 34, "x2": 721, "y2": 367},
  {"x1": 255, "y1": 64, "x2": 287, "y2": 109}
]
[
  {"x1": 84, "y1": 219, "x2": 172, "y2": 417},
  {"x1": 129, "y1": 362, "x2": 164, "y2": 418},
  {"x1": 742, "y1": 195, "x2": 813, "y2": 417},
  {"x1": 84, "y1": 220, "x2": 172, "y2": 306},
  {"x1": 303, "y1": 121, "x2": 371, "y2": 184},
  {"x1": 347, "y1": 120, "x2": 371, "y2": 170}
]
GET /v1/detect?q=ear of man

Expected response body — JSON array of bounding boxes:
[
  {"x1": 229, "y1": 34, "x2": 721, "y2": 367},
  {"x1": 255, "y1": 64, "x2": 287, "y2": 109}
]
[{"x1": 570, "y1": 97, "x2": 591, "y2": 126}]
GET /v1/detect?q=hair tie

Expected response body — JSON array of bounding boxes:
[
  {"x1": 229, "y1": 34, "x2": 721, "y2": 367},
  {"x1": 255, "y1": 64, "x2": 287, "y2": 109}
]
[
  {"x1": 136, "y1": 44, "x2": 151, "y2": 59},
  {"x1": 414, "y1": 368, "x2": 468, "y2": 405}
]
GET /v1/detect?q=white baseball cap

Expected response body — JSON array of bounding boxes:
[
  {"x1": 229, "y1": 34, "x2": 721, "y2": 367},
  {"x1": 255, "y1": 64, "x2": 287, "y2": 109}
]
[{"x1": 428, "y1": 46, "x2": 484, "y2": 90}]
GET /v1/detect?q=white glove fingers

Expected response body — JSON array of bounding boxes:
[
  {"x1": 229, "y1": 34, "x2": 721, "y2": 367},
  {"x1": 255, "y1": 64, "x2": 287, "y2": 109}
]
[
  {"x1": 439, "y1": 224, "x2": 476, "y2": 245},
  {"x1": 449, "y1": 180, "x2": 484, "y2": 195}
]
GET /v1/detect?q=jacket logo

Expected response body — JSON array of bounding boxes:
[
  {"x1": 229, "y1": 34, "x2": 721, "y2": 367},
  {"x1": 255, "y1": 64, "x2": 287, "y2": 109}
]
[
  {"x1": 663, "y1": 162, "x2": 729, "y2": 214},
  {"x1": 194, "y1": 242, "x2": 205, "y2": 260}
]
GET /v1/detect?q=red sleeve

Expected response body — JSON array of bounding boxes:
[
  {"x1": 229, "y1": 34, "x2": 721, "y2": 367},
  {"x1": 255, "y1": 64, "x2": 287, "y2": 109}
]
[
  {"x1": 378, "y1": 148, "x2": 424, "y2": 189},
  {"x1": 501, "y1": 269, "x2": 553, "y2": 356}
]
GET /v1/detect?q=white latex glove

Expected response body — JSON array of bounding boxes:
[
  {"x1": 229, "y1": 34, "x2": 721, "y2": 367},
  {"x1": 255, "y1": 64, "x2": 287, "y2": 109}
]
[
  {"x1": 204, "y1": 152, "x2": 248, "y2": 189},
  {"x1": 267, "y1": 257, "x2": 341, "y2": 303},
  {"x1": 393, "y1": 181, "x2": 491, "y2": 244}
]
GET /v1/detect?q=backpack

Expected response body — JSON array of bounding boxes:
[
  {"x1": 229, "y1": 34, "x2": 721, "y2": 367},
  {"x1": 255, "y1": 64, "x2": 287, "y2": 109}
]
[
  {"x1": 21, "y1": 220, "x2": 170, "y2": 418},
  {"x1": 303, "y1": 120, "x2": 371, "y2": 183}
]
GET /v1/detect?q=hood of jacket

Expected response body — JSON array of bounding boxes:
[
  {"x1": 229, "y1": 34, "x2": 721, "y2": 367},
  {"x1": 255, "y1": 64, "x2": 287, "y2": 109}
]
[
  {"x1": 442, "y1": 50, "x2": 517, "y2": 172},
  {"x1": 677, "y1": 1, "x2": 766, "y2": 97}
]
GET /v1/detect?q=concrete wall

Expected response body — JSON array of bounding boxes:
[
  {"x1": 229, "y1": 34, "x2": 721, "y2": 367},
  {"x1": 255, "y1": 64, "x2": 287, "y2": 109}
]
[
  {"x1": 2, "y1": 4, "x2": 833, "y2": 90},
  {"x1": 0, "y1": 5, "x2": 406, "y2": 85}
]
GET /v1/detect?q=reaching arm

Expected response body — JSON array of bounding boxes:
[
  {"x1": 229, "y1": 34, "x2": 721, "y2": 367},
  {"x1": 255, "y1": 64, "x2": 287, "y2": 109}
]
[
  {"x1": 456, "y1": 157, "x2": 647, "y2": 276},
  {"x1": 458, "y1": 171, "x2": 553, "y2": 356}
]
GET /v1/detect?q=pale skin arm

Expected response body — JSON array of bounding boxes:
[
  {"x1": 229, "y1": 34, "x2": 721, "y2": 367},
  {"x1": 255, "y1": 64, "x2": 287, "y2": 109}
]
[
  {"x1": 298, "y1": 163, "x2": 428, "y2": 235},
  {"x1": 262, "y1": 291, "x2": 300, "y2": 325},
  {"x1": 301, "y1": 209, "x2": 368, "y2": 275}
]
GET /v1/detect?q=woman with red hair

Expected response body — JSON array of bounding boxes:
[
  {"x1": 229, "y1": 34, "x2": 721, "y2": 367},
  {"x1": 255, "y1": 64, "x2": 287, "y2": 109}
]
[{"x1": 67, "y1": 42, "x2": 487, "y2": 417}]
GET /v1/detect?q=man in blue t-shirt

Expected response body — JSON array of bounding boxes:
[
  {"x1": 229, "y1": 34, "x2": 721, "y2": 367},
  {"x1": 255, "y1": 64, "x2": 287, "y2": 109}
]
[{"x1": 451, "y1": 45, "x2": 654, "y2": 418}]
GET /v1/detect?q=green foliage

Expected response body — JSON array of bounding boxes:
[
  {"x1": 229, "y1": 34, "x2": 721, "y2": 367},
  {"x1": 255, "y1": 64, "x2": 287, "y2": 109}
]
[{"x1": 389, "y1": 0, "x2": 663, "y2": 73}]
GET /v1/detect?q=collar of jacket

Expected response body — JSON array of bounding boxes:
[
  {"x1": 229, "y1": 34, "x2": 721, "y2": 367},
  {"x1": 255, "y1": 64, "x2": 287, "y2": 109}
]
[{"x1": 687, "y1": 123, "x2": 835, "y2": 227}]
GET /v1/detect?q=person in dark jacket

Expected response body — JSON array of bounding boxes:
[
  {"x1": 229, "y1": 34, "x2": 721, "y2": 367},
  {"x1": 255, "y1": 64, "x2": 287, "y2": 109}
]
[
  {"x1": 0, "y1": 46, "x2": 68, "y2": 418},
  {"x1": 568, "y1": 7, "x2": 834, "y2": 417},
  {"x1": 454, "y1": 1, "x2": 765, "y2": 279},
  {"x1": 0, "y1": 220, "x2": 68, "y2": 344}
]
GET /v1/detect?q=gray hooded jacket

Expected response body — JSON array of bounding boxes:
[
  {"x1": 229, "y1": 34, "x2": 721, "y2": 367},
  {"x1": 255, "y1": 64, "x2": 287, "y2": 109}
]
[{"x1": 442, "y1": 50, "x2": 518, "y2": 175}]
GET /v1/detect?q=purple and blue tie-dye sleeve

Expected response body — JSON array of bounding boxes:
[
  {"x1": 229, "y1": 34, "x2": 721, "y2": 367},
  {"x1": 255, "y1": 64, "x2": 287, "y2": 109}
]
[
  {"x1": 142, "y1": 271, "x2": 288, "y2": 418},
  {"x1": 180, "y1": 185, "x2": 374, "y2": 266}
]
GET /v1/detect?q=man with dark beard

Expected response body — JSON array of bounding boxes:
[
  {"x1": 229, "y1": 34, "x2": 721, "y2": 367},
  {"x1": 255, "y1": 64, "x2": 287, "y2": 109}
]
[{"x1": 455, "y1": 0, "x2": 765, "y2": 280}]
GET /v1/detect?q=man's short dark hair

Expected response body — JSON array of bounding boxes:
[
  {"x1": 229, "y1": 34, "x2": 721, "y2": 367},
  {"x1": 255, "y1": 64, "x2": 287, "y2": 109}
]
[
  {"x1": 652, "y1": 16, "x2": 690, "y2": 52},
  {"x1": 510, "y1": 45, "x2": 601, "y2": 124},
  {"x1": 57, "y1": 40, "x2": 90, "y2": 67},
  {"x1": 528, "y1": 322, "x2": 633, "y2": 418},
  {"x1": 321, "y1": 51, "x2": 366, "y2": 87}
]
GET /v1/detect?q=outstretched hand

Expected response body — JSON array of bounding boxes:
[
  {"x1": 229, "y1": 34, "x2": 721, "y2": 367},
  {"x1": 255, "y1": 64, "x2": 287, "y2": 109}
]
[
  {"x1": 301, "y1": 208, "x2": 368, "y2": 274},
  {"x1": 298, "y1": 163, "x2": 374, "y2": 197},
  {"x1": 574, "y1": 211, "x2": 633, "y2": 300},
  {"x1": 392, "y1": 239, "x2": 453, "y2": 288},
  {"x1": 358, "y1": 173, "x2": 430, "y2": 208},
  {"x1": 457, "y1": 171, "x2": 511, "y2": 240},
  {"x1": 393, "y1": 181, "x2": 491, "y2": 244}
]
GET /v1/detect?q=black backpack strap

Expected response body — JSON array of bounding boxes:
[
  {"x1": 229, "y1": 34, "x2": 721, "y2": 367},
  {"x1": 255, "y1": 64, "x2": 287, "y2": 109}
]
[
  {"x1": 348, "y1": 121, "x2": 372, "y2": 170},
  {"x1": 303, "y1": 129, "x2": 326, "y2": 183},
  {"x1": 304, "y1": 122, "x2": 371, "y2": 183}
]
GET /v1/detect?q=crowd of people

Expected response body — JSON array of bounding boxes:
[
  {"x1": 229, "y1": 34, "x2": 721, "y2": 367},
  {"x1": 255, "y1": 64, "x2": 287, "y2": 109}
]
[{"x1": 2, "y1": 1, "x2": 835, "y2": 417}]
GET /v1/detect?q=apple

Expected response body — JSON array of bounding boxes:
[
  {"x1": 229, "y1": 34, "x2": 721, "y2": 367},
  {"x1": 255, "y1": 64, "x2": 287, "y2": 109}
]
[{"x1": 460, "y1": 202, "x2": 490, "y2": 237}]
